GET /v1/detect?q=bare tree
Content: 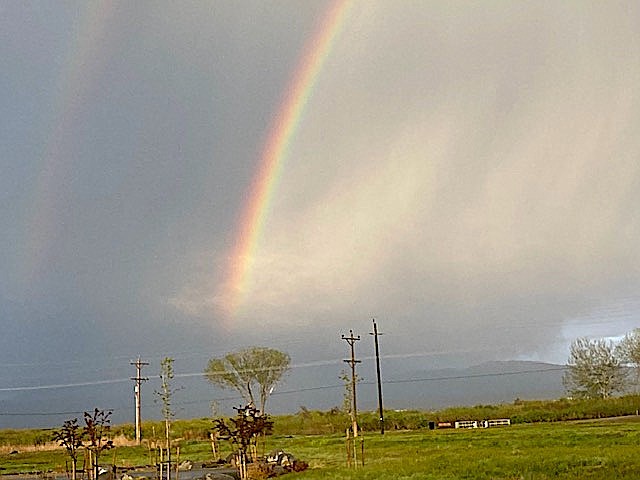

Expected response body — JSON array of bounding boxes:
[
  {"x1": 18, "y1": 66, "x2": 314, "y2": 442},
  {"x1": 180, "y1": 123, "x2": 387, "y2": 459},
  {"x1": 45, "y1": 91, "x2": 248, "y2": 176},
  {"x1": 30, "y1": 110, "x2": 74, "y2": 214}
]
[
  {"x1": 83, "y1": 408, "x2": 114, "y2": 480},
  {"x1": 155, "y1": 357, "x2": 178, "y2": 480},
  {"x1": 204, "y1": 347, "x2": 290, "y2": 413},
  {"x1": 52, "y1": 418, "x2": 84, "y2": 480},
  {"x1": 564, "y1": 337, "x2": 627, "y2": 399},
  {"x1": 213, "y1": 404, "x2": 273, "y2": 480},
  {"x1": 617, "y1": 328, "x2": 640, "y2": 391}
]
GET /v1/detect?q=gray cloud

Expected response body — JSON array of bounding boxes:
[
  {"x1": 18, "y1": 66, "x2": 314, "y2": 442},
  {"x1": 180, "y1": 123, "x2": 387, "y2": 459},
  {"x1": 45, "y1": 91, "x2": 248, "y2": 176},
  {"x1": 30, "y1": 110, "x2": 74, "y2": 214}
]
[{"x1": 176, "y1": 1, "x2": 640, "y2": 361}]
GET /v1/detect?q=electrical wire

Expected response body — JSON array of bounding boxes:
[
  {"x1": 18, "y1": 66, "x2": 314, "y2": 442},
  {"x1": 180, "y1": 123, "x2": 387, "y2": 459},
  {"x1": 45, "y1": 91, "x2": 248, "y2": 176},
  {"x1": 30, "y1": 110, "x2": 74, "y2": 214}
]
[{"x1": 0, "y1": 365, "x2": 567, "y2": 417}]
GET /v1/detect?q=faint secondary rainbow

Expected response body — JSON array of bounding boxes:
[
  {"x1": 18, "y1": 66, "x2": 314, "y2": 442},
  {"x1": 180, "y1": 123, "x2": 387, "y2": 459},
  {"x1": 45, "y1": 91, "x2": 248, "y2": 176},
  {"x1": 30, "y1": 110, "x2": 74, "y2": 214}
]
[
  {"x1": 24, "y1": 3, "x2": 115, "y2": 284},
  {"x1": 220, "y1": 0, "x2": 353, "y2": 317}
]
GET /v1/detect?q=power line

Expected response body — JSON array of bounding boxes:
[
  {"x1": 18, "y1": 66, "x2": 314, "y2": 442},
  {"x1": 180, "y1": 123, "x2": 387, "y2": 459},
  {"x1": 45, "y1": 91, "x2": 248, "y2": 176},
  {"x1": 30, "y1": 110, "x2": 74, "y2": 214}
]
[
  {"x1": 0, "y1": 361, "x2": 568, "y2": 393},
  {"x1": 0, "y1": 364, "x2": 567, "y2": 394},
  {"x1": 0, "y1": 365, "x2": 568, "y2": 418},
  {"x1": 382, "y1": 366, "x2": 568, "y2": 384},
  {"x1": 0, "y1": 377, "x2": 132, "y2": 392},
  {"x1": 0, "y1": 411, "x2": 88, "y2": 417}
]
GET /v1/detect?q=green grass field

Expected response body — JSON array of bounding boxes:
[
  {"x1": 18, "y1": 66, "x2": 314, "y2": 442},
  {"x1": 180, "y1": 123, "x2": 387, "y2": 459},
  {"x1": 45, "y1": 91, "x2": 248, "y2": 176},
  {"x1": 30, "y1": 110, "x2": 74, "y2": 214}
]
[
  {"x1": 278, "y1": 418, "x2": 640, "y2": 479},
  {"x1": 3, "y1": 417, "x2": 640, "y2": 478}
]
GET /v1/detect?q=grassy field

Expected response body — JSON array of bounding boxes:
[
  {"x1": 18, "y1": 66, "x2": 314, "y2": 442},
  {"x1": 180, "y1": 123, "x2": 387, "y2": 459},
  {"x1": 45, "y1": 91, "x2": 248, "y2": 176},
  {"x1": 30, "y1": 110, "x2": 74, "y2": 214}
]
[
  {"x1": 279, "y1": 418, "x2": 640, "y2": 479},
  {"x1": 3, "y1": 417, "x2": 640, "y2": 478}
]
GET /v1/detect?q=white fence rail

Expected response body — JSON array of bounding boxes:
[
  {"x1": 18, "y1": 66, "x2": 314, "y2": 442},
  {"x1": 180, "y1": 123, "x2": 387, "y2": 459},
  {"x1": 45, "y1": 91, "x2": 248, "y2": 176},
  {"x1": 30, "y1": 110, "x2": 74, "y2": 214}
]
[{"x1": 453, "y1": 418, "x2": 511, "y2": 429}]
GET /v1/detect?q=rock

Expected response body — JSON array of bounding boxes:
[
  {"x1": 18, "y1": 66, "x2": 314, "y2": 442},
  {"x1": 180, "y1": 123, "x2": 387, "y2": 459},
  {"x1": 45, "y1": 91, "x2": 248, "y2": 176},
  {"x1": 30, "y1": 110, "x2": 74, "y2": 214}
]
[
  {"x1": 272, "y1": 465, "x2": 287, "y2": 476},
  {"x1": 204, "y1": 473, "x2": 236, "y2": 480}
]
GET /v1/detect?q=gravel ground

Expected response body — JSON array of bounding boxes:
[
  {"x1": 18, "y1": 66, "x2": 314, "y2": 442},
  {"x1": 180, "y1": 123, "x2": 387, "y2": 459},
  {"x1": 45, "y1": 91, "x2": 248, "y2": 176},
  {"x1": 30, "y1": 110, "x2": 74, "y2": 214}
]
[{"x1": 0, "y1": 467, "x2": 239, "y2": 480}]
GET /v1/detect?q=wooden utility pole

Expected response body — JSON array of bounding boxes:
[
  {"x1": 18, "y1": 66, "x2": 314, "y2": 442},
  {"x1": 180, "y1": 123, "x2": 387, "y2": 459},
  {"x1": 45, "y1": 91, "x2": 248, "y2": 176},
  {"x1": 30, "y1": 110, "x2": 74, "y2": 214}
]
[
  {"x1": 370, "y1": 319, "x2": 384, "y2": 434},
  {"x1": 130, "y1": 357, "x2": 149, "y2": 444},
  {"x1": 342, "y1": 330, "x2": 361, "y2": 437}
]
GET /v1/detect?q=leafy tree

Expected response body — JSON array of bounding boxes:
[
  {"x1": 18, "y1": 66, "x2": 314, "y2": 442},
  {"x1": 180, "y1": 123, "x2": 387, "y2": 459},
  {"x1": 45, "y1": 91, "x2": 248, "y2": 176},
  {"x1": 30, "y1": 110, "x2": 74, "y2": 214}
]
[
  {"x1": 339, "y1": 369, "x2": 361, "y2": 415},
  {"x1": 205, "y1": 347, "x2": 290, "y2": 413},
  {"x1": 564, "y1": 337, "x2": 627, "y2": 399},
  {"x1": 83, "y1": 408, "x2": 114, "y2": 480},
  {"x1": 617, "y1": 328, "x2": 640, "y2": 391},
  {"x1": 52, "y1": 418, "x2": 84, "y2": 480}
]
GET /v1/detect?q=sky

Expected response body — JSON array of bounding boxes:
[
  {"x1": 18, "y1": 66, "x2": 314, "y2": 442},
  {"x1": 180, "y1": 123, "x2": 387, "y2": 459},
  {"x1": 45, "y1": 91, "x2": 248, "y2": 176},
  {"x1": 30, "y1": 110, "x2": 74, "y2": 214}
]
[{"x1": 1, "y1": 1, "x2": 640, "y2": 427}]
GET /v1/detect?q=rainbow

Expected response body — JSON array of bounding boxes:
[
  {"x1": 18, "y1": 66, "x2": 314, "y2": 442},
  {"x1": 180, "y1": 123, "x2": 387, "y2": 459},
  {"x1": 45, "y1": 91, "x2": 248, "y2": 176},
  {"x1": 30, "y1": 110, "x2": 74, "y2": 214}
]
[
  {"x1": 24, "y1": 3, "x2": 115, "y2": 284},
  {"x1": 219, "y1": 0, "x2": 353, "y2": 317}
]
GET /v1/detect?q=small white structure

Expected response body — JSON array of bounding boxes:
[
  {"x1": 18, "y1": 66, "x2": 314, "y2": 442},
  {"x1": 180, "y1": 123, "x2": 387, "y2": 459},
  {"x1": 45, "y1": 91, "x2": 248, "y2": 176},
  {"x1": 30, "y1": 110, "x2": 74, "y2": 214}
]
[
  {"x1": 453, "y1": 418, "x2": 511, "y2": 429},
  {"x1": 486, "y1": 418, "x2": 511, "y2": 427},
  {"x1": 454, "y1": 420, "x2": 478, "y2": 429}
]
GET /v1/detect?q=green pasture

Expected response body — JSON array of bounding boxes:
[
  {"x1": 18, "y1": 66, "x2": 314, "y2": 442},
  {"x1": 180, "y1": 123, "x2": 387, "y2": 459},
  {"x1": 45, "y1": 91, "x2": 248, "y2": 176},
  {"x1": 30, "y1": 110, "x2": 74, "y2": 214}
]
[
  {"x1": 3, "y1": 417, "x2": 640, "y2": 479},
  {"x1": 279, "y1": 418, "x2": 640, "y2": 479}
]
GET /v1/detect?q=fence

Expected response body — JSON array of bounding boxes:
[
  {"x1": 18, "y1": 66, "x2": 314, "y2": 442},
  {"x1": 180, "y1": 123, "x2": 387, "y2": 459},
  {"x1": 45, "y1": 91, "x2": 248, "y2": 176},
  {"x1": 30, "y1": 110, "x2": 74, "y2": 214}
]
[{"x1": 453, "y1": 419, "x2": 511, "y2": 429}]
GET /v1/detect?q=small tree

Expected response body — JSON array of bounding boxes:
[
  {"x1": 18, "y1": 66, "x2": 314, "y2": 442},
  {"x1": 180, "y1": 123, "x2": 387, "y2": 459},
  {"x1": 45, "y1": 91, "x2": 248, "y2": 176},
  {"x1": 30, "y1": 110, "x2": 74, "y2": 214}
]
[
  {"x1": 617, "y1": 328, "x2": 640, "y2": 391},
  {"x1": 83, "y1": 408, "x2": 114, "y2": 480},
  {"x1": 213, "y1": 404, "x2": 273, "y2": 480},
  {"x1": 564, "y1": 337, "x2": 627, "y2": 399},
  {"x1": 204, "y1": 347, "x2": 290, "y2": 413},
  {"x1": 156, "y1": 357, "x2": 178, "y2": 480},
  {"x1": 52, "y1": 418, "x2": 84, "y2": 480},
  {"x1": 339, "y1": 369, "x2": 361, "y2": 416}
]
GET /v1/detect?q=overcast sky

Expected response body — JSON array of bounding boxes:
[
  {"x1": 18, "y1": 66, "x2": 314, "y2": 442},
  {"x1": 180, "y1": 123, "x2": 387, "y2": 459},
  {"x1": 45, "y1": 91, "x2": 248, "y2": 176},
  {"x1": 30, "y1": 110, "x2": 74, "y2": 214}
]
[{"x1": 2, "y1": 1, "x2": 640, "y2": 425}]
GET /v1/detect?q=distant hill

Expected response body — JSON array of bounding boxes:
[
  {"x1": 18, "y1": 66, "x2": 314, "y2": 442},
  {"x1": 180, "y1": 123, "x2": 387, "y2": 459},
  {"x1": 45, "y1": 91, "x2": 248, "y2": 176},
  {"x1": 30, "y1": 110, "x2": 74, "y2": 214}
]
[{"x1": 367, "y1": 360, "x2": 567, "y2": 411}]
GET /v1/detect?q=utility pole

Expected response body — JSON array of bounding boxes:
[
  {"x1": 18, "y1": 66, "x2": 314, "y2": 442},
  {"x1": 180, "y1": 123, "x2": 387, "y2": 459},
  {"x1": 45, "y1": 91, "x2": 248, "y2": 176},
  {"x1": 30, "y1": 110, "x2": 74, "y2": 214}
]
[
  {"x1": 370, "y1": 319, "x2": 384, "y2": 434},
  {"x1": 342, "y1": 330, "x2": 361, "y2": 437},
  {"x1": 130, "y1": 356, "x2": 149, "y2": 445}
]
